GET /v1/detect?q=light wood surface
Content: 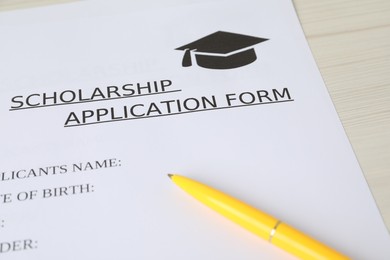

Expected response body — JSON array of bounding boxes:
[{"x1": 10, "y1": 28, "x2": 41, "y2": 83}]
[
  {"x1": 1, "y1": 0, "x2": 389, "y2": 231},
  {"x1": 293, "y1": 0, "x2": 390, "y2": 231}
]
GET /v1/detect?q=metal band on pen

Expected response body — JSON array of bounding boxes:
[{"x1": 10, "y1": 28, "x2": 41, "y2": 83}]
[{"x1": 269, "y1": 220, "x2": 282, "y2": 242}]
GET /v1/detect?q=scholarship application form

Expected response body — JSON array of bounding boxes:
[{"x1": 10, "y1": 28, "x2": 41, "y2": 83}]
[{"x1": 0, "y1": 0, "x2": 389, "y2": 259}]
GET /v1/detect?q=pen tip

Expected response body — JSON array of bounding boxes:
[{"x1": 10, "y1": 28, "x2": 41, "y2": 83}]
[{"x1": 167, "y1": 174, "x2": 174, "y2": 179}]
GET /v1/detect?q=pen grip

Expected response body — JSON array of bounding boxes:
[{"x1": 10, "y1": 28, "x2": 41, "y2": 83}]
[{"x1": 271, "y1": 222, "x2": 349, "y2": 260}]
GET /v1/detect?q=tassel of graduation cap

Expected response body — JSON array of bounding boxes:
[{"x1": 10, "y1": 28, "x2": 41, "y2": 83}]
[{"x1": 182, "y1": 49, "x2": 192, "y2": 67}]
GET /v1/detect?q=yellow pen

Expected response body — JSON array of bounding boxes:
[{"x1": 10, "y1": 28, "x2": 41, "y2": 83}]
[{"x1": 168, "y1": 174, "x2": 349, "y2": 260}]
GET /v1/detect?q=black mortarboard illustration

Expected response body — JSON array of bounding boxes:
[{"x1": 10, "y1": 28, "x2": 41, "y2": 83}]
[{"x1": 175, "y1": 31, "x2": 268, "y2": 69}]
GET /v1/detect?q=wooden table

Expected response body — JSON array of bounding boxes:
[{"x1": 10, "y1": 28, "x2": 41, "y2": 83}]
[
  {"x1": 294, "y1": 0, "x2": 390, "y2": 230},
  {"x1": 1, "y1": 0, "x2": 389, "y2": 230}
]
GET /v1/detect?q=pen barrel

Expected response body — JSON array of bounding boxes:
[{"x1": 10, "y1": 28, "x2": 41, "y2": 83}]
[
  {"x1": 171, "y1": 175, "x2": 349, "y2": 260},
  {"x1": 172, "y1": 175, "x2": 278, "y2": 240},
  {"x1": 271, "y1": 223, "x2": 349, "y2": 260}
]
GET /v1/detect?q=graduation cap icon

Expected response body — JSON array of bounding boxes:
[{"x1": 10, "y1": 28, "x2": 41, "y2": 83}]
[{"x1": 175, "y1": 31, "x2": 268, "y2": 69}]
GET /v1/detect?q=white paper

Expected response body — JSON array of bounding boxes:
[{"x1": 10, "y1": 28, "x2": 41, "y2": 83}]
[{"x1": 1, "y1": 0, "x2": 389, "y2": 259}]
